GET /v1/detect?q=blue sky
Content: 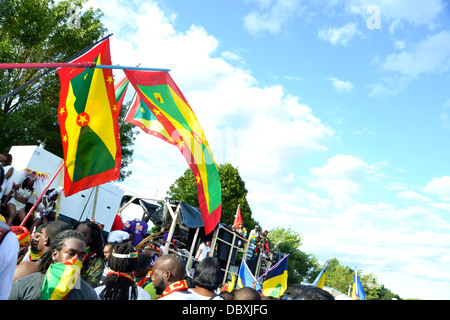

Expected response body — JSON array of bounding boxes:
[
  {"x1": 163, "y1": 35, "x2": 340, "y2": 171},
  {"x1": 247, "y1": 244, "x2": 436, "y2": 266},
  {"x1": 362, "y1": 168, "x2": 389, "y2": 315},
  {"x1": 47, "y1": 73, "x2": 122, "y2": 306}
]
[{"x1": 85, "y1": 0, "x2": 450, "y2": 299}]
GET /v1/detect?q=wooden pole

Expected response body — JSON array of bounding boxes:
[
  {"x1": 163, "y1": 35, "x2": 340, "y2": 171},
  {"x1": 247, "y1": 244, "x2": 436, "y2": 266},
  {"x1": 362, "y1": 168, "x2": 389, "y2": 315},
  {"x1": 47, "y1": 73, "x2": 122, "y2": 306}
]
[
  {"x1": 91, "y1": 186, "x2": 99, "y2": 221},
  {"x1": 54, "y1": 160, "x2": 64, "y2": 220},
  {"x1": 163, "y1": 202, "x2": 180, "y2": 254}
]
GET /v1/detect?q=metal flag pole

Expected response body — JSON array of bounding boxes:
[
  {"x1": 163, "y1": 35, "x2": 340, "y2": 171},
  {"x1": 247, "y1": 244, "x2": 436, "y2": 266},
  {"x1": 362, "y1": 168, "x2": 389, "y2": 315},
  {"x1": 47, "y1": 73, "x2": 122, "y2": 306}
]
[
  {"x1": 0, "y1": 33, "x2": 113, "y2": 104},
  {"x1": 0, "y1": 62, "x2": 95, "y2": 69},
  {"x1": 255, "y1": 253, "x2": 290, "y2": 282},
  {"x1": 0, "y1": 63, "x2": 170, "y2": 72},
  {"x1": 95, "y1": 65, "x2": 170, "y2": 72}
]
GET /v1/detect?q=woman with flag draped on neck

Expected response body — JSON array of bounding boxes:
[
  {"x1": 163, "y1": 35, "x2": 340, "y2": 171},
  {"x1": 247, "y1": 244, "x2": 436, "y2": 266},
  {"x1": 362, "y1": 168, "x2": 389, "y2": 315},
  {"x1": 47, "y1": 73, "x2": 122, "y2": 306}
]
[
  {"x1": 9, "y1": 229, "x2": 98, "y2": 300},
  {"x1": 75, "y1": 220, "x2": 105, "y2": 288},
  {"x1": 95, "y1": 241, "x2": 150, "y2": 300}
]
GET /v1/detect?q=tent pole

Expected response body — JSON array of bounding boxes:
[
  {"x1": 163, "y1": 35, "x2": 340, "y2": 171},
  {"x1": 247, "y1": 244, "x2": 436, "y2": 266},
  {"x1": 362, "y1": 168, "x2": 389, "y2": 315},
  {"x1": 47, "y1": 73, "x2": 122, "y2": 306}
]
[
  {"x1": 91, "y1": 186, "x2": 99, "y2": 221},
  {"x1": 163, "y1": 201, "x2": 179, "y2": 254},
  {"x1": 186, "y1": 227, "x2": 200, "y2": 275},
  {"x1": 223, "y1": 232, "x2": 237, "y2": 283}
]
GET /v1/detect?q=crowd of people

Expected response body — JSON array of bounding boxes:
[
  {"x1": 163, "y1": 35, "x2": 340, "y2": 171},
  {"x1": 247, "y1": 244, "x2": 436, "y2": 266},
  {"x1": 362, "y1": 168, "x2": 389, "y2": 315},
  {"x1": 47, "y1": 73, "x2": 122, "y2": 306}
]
[
  {"x1": 0, "y1": 214, "x2": 336, "y2": 301},
  {"x1": 0, "y1": 152, "x2": 335, "y2": 301}
]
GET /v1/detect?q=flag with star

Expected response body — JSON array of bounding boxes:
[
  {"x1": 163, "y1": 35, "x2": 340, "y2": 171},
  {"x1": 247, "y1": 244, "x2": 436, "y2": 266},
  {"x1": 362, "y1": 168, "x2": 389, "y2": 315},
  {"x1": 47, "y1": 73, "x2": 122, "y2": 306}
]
[
  {"x1": 124, "y1": 70, "x2": 222, "y2": 234},
  {"x1": 58, "y1": 38, "x2": 121, "y2": 197},
  {"x1": 124, "y1": 92, "x2": 175, "y2": 145}
]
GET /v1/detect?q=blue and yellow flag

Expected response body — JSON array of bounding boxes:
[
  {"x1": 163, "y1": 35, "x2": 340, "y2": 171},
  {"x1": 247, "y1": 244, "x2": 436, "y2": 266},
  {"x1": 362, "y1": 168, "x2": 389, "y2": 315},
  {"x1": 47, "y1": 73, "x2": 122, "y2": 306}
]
[
  {"x1": 238, "y1": 260, "x2": 261, "y2": 291},
  {"x1": 351, "y1": 267, "x2": 366, "y2": 300},
  {"x1": 262, "y1": 255, "x2": 288, "y2": 298},
  {"x1": 312, "y1": 260, "x2": 329, "y2": 289}
]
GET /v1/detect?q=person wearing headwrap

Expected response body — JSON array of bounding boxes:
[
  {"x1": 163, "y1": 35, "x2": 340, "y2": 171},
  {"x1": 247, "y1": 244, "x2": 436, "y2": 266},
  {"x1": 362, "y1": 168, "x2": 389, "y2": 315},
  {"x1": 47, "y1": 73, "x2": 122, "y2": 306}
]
[{"x1": 95, "y1": 242, "x2": 150, "y2": 300}]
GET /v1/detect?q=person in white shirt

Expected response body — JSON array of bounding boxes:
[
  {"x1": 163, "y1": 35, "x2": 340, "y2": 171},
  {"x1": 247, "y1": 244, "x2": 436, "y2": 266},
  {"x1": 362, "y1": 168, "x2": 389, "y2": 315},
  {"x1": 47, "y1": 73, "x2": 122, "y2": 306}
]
[
  {"x1": 0, "y1": 221, "x2": 19, "y2": 299},
  {"x1": 248, "y1": 226, "x2": 259, "y2": 241},
  {"x1": 107, "y1": 230, "x2": 130, "y2": 244},
  {"x1": 195, "y1": 240, "x2": 211, "y2": 261},
  {"x1": 0, "y1": 153, "x2": 14, "y2": 200},
  {"x1": 188, "y1": 257, "x2": 223, "y2": 300}
]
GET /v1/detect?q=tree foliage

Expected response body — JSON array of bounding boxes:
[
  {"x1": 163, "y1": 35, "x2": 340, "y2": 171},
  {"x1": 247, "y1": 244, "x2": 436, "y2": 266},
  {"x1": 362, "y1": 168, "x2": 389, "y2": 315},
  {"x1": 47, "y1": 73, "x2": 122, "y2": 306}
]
[
  {"x1": 267, "y1": 227, "x2": 318, "y2": 285},
  {"x1": 167, "y1": 162, "x2": 258, "y2": 229},
  {"x1": 308, "y1": 258, "x2": 403, "y2": 300},
  {"x1": 0, "y1": 0, "x2": 136, "y2": 179}
]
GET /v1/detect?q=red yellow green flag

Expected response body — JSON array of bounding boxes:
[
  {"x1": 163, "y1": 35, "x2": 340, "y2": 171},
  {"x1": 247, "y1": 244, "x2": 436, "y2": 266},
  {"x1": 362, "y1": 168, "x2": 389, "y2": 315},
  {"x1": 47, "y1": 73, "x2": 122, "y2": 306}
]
[
  {"x1": 114, "y1": 75, "x2": 130, "y2": 115},
  {"x1": 125, "y1": 93, "x2": 175, "y2": 145},
  {"x1": 124, "y1": 70, "x2": 222, "y2": 234},
  {"x1": 58, "y1": 38, "x2": 121, "y2": 197},
  {"x1": 40, "y1": 257, "x2": 83, "y2": 300}
]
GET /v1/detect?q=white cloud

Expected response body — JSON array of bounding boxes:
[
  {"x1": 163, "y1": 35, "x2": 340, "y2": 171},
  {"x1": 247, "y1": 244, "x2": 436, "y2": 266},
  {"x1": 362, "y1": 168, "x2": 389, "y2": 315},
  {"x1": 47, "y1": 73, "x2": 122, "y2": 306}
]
[
  {"x1": 380, "y1": 30, "x2": 450, "y2": 78},
  {"x1": 310, "y1": 154, "x2": 372, "y2": 181},
  {"x1": 424, "y1": 176, "x2": 450, "y2": 202},
  {"x1": 308, "y1": 155, "x2": 374, "y2": 208},
  {"x1": 367, "y1": 75, "x2": 409, "y2": 97},
  {"x1": 82, "y1": 0, "x2": 450, "y2": 299},
  {"x1": 221, "y1": 51, "x2": 244, "y2": 63},
  {"x1": 328, "y1": 77, "x2": 354, "y2": 93},
  {"x1": 243, "y1": 0, "x2": 303, "y2": 36},
  {"x1": 397, "y1": 190, "x2": 432, "y2": 203},
  {"x1": 317, "y1": 22, "x2": 362, "y2": 46},
  {"x1": 84, "y1": 0, "x2": 333, "y2": 188}
]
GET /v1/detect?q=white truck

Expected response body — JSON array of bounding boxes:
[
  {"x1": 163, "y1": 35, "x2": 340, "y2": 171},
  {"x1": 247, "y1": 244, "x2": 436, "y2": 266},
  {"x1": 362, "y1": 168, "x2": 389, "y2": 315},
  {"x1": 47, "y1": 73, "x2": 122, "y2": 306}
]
[{"x1": 6, "y1": 145, "x2": 124, "y2": 231}]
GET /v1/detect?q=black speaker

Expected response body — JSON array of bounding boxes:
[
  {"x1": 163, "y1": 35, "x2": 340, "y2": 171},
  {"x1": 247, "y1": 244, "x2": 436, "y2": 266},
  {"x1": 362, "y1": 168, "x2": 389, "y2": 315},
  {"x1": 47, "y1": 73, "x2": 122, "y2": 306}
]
[{"x1": 216, "y1": 227, "x2": 239, "y2": 263}]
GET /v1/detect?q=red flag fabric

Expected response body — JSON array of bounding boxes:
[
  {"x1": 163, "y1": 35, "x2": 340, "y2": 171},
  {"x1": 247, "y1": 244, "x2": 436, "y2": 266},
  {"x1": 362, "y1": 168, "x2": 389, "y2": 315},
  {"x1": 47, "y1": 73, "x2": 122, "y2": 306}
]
[
  {"x1": 233, "y1": 204, "x2": 243, "y2": 228},
  {"x1": 123, "y1": 70, "x2": 222, "y2": 234}
]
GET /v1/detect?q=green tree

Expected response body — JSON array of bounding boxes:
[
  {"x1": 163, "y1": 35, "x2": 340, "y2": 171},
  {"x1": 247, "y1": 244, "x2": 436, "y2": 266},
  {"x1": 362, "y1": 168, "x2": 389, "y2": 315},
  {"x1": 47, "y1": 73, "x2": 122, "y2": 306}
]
[
  {"x1": 167, "y1": 162, "x2": 258, "y2": 229},
  {"x1": 318, "y1": 258, "x2": 354, "y2": 295},
  {"x1": 376, "y1": 285, "x2": 402, "y2": 300},
  {"x1": 267, "y1": 227, "x2": 319, "y2": 285},
  {"x1": 0, "y1": 0, "x2": 136, "y2": 179},
  {"x1": 312, "y1": 258, "x2": 402, "y2": 300}
]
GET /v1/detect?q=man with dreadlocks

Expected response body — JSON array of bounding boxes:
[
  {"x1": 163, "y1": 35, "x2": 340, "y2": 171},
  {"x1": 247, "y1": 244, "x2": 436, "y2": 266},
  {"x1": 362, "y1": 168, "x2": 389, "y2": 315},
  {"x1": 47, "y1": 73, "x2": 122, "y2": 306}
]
[
  {"x1": 9, "y1": 229, "x2": 98, "y2": 300},
  {"x1": 76, "y1": 220, "x2": 105, "y2": 288},
  {"x1": 13, "y1": 220, "x2": 71, "y2": 282},
  {"x1": 95, "y1": 241, "x2": 150, "y2": 300}
]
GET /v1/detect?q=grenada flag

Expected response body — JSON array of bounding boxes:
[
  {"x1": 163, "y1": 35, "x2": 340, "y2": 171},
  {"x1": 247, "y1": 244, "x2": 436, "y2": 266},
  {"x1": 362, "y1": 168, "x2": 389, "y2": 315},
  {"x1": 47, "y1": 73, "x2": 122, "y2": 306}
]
[
  {"x1": 124, "y1": 92, "x2": 175, "y2": 145},
  {"x1": 40, "y1": 257, "x2": 83, "y2": 300},
  {"x1": 114, "y1": 75, "x2": 130, "y2": 114},
  {"x1": 58, "y1": 38, "x2": 121, "y2": 196},
  {"x1": 124, "y1": 70, "x2": 222, "y2": 235}
]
